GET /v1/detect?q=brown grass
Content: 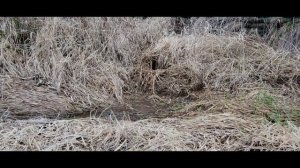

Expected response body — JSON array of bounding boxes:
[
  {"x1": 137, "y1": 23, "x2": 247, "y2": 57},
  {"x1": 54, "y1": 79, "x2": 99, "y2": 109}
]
[
  {"x1": 1, "y1": 17, "x2": 300, "y2": 151},
  {"x1": 134, "y1": 34, "x2": 300, "y2": 98},
  {"x1": 1, "y1": 113, "x2": 299, "y2": 151}
]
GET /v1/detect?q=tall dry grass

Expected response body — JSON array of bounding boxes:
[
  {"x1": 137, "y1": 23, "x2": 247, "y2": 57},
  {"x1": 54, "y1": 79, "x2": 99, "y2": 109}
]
[
  {"x1": 0, "y1": 17, "x2": 175, "y2": 117},
  {"x1": 1, "y1": 17, "x2": 300, "y2": 117}
]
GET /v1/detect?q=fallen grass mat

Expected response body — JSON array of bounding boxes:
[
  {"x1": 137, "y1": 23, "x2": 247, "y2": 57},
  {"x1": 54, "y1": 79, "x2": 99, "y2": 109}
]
[{"x1": 0, "y1": 112, "x2": 299, "y2": 151}]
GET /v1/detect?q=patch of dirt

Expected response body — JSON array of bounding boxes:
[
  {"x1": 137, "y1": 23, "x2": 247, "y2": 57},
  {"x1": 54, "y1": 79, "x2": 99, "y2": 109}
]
[{"x1": 71, "y1": 94, "x2": 196, "y2": 121}]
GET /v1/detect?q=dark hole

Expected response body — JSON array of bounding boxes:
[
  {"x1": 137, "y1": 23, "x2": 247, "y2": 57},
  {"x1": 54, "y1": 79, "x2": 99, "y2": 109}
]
[{"x1": 151, "y1": 59, "x2": 157, "y2": 70}]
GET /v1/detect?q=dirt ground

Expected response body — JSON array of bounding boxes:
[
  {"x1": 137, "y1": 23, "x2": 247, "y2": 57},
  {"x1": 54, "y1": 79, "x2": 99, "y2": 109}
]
[{"x1": 66, "y1": 93, "x2": 199, "y2": 121}]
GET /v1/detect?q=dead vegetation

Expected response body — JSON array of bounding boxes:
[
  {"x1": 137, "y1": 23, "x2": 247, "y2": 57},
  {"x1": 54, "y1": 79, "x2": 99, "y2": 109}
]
[
  {"x1": 1, "y1": 113, "x2": 300, "y2": 151},
  {"x1": 134, "y1": 33, "x2": 300, "y2": 99},
  {"x1": 0, "y1": 17, "x2": 300, "y2": 151}
]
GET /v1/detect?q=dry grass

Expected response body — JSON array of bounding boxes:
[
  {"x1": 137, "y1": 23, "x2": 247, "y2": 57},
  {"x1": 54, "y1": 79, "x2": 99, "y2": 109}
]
[
  {"x1": 134, "y1": 33, "x2": 300, "y2": 98},
  {"x1": 0, "y1": 17, "x2": 175, "y2": 117},
  {"x1": 0, "y1": 113, "x2": 299, "y2": 151},
  {"x1": 1, "y1": 17, "x2": 300, "y2": 151}
]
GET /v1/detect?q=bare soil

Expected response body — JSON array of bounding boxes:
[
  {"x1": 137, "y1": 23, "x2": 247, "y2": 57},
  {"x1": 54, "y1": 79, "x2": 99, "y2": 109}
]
[{"x1": 72, "y1": 94, "x2": 195, "y2": 121}]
